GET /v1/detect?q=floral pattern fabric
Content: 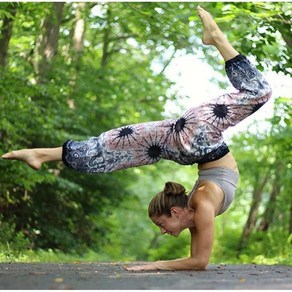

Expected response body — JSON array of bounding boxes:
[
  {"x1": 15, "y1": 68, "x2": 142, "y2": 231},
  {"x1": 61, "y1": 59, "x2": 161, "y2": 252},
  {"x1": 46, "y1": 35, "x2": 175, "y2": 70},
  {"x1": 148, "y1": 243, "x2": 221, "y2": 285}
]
[{"x1": 62, "y1": 54, "x2": 272, "y2": 173}]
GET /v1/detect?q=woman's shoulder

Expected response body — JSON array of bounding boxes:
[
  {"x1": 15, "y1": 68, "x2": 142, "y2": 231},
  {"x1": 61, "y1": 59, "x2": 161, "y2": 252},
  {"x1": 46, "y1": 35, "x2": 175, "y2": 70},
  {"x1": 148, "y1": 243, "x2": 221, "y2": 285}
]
[{"x1": 188, "y1": 181, "x2": 224, "y2": 213}]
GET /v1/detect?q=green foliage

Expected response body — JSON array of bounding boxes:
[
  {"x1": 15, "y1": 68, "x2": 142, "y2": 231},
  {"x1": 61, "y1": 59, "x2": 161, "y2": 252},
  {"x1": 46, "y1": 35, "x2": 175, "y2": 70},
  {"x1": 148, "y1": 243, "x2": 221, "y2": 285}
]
[
  {"x1": 209, "y1": 97, "x2": 292, "y2": 265},
  {"x1": 212, "y1": 221, "x2": 292, "y2": 265},
  {"x1": 0, "y1": 216, "x2": 30, "y2": 261},
  {"x1": 201, "y1": 2, "x2": 292, "y2": 76},
  {"x1": 0, "y1": 2, "x2": 291, "y2": 264}
]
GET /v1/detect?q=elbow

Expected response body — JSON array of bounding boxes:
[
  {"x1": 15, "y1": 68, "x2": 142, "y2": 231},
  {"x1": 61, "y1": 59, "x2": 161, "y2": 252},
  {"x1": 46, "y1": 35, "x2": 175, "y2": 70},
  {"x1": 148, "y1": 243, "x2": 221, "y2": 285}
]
[
  {"x1": 189, "y1": 258, "x2": 208, "y2": 271},
  {"x1": 196, "y1": 261, "x2": 208, "y2": 271}
]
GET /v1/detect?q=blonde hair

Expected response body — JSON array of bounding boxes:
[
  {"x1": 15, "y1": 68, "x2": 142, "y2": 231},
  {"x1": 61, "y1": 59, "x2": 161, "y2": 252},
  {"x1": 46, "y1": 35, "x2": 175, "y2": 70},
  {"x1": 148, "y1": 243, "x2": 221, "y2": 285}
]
[{"x1": 148, "y1": 181, "x2": 188, "y2": 217}]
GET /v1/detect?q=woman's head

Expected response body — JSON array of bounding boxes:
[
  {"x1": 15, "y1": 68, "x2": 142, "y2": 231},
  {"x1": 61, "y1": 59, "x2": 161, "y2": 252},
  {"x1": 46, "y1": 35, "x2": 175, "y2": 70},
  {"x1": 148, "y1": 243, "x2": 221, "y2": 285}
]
[
  {"x1": 148, "y1": 181, "x2": 190, "y2": 237},
  {"x1": 148, "y1": 181, "x2": 188, "y2": 218}
]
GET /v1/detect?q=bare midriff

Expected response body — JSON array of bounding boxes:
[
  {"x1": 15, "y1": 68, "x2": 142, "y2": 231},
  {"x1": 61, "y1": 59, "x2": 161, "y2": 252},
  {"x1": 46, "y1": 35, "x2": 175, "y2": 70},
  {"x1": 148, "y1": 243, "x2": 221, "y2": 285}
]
[{"x1": 198, "y1": 152, "x2": 239, "y2": 174}]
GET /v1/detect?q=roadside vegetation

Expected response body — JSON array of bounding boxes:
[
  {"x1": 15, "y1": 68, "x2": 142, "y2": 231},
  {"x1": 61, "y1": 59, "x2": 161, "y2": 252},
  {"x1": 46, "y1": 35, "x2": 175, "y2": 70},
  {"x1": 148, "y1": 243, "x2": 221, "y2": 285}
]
[{"x1": 0, "y1": 2, "x2": 291, "y2": 265}]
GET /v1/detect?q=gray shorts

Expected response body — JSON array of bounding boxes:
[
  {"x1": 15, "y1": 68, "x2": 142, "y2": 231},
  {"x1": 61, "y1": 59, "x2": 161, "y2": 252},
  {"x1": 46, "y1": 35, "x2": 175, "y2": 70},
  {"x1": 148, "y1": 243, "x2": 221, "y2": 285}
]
[{"x1": 188, "y1": 167, "x2": 239, "y2": 215}]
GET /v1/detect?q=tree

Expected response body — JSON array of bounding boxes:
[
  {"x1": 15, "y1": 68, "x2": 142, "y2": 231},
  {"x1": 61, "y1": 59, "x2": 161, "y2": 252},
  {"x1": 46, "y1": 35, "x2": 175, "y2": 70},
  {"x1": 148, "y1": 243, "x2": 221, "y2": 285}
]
[
  {"x1": 232, "y1": 98, "x2": 291, "y2": 252},
  {"x1": 0, "y1": 2, "x2": 290, "y2": 261},
  {"x1": 33, "y1": 2, "x2": 65, "y2": 83},
  {"x1": 201, "y1": 2, "x2": 292, "y2": 76},
  {"x1": 0, "y1": 2, "x2": 195, "y2": 253},
  {"x1": 0, "y1": 3, "x2": 17, "y2": 71}
]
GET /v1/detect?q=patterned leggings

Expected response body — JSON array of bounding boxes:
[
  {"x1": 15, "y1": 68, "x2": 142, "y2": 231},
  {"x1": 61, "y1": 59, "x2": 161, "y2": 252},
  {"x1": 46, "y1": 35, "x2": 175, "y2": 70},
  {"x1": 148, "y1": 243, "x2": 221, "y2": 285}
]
[{"x1": 62, "y1": 54, "x2": 272, "y2": 173}]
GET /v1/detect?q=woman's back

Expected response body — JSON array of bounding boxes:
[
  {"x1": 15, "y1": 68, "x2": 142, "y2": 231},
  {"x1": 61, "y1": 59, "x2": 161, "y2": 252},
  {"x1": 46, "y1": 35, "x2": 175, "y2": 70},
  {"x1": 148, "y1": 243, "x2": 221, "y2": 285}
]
[{"x1": 198, "y1": 152, "x2": 239, "y2": 173}]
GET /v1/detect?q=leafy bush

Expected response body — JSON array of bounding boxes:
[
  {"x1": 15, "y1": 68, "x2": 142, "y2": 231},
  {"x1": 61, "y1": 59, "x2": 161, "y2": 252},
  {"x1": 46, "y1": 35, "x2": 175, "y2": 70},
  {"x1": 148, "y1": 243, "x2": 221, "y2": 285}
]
[{"x1": 0, "y1": 216, "x2": 29, "y2": 261}]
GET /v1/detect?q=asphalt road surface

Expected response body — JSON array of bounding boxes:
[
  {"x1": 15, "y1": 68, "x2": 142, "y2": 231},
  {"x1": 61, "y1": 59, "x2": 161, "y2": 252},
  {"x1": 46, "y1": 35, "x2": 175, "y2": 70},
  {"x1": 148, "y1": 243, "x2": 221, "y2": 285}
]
[{"x1": 0, "y1": 262, "x2": 291, "y2": 290}]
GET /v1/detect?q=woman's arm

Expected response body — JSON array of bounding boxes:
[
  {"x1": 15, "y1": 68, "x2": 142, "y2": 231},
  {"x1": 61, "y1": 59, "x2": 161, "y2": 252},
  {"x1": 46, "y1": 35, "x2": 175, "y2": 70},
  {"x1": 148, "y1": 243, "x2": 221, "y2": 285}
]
[
  {"x1": 125, "y1": 201, "x2": 215, "y2": 271},
  {"x1": 125, "y1": 257, "x2": 202, "y2": 271}
]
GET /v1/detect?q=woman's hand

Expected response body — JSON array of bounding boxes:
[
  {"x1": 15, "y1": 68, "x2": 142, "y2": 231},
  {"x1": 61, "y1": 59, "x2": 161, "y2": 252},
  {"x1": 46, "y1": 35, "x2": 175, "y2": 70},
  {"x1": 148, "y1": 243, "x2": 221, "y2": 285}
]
[{"x1": 124, "y1": 262, "x2": 161, "y2": 271}]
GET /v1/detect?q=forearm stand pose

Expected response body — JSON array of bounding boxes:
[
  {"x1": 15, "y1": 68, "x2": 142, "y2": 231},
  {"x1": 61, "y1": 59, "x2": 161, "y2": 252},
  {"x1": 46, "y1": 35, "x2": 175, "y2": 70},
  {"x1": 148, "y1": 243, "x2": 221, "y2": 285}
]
[{"x1": 2, "y1": 7, "x2": 272, "y2": 271}]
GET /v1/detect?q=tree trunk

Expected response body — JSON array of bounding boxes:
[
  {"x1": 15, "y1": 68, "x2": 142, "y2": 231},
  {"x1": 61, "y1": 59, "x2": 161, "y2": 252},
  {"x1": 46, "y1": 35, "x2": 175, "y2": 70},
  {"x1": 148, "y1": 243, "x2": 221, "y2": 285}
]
[
  {"x1": 34, "y1": 2, "x2": 65, "y2": 83},
  {"x1": 238, "y1": 172, "x2": 270, "y2": 251},
  {"x1": 0, "y1": 5, "x2": 17, "y2": 146},
  {"x1": 258, "y1": 164, "x2": 284, "y2": 232},
  {"x1": 258, "y1": 178, "x2": 280, "y2": 231},
  {"x1": 68, "y1": 2, "x2": 87, "y2": 109},
  {"x1": 0, "y1": 5, "x2": 17, "y2": 71},
  {"x1": 72, "y1": 2, "x2": 86, "y2": 64},
  {"x1": 101, "y1": 7, "x2": 111, "y2": 68}
]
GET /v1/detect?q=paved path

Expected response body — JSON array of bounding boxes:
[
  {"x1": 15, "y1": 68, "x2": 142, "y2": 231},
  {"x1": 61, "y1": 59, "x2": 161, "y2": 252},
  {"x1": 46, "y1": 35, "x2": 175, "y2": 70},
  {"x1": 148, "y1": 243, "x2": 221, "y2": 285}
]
[{"x1": 0, "y1": 262, "x2": 291, "y2": 290}]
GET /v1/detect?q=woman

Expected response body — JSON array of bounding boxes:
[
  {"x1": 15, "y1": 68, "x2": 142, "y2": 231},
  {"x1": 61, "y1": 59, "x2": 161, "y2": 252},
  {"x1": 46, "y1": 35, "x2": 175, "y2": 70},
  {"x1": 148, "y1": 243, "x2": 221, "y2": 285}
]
[{"x1": 2, "y1": 7, "x2": 272, "y2": 270}]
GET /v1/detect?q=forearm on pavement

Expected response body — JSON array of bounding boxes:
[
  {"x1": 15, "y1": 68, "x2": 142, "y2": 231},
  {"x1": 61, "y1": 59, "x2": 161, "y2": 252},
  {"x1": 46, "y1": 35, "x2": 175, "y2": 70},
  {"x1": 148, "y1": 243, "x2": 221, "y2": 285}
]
[{"x1": 153, "y1": 257, "x2": 207, "y2": 271}]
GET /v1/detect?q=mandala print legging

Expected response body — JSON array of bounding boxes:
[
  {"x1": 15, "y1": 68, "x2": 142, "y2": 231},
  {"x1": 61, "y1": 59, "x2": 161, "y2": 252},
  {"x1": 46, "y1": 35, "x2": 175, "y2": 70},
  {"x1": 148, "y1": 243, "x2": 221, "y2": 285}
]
[{"x1": 62, "y1": 54, "x2": 272, "y2": 173}]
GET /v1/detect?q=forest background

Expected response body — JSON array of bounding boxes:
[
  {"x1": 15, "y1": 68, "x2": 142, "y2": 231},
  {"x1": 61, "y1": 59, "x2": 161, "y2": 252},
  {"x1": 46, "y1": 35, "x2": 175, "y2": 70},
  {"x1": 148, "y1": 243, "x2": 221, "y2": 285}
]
[{"x1": 0, "y1": 2, "x2": 291, "y2": 265}]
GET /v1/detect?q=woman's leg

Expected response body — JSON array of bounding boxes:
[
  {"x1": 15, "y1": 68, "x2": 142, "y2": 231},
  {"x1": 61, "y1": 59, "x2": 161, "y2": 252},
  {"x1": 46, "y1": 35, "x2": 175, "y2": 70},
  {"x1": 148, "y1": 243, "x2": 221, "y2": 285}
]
[
  {"x1": 197, "y1": 6, "x2": 239, "y2": 61},
  {"x1": 2, "y1": 7, "x2": 273, "y2": 172},
  {"x1": 61, "y1": 120, "x2": 174, "y2": 173},
  {"x1": 189, "y1": 6, "x2": 272, "y2": 133},
  {"x1": 2, "y1": 147, "x2": 62, "y2": 170},
  {"x1": 60, "y1": 9, "x2": 248, "y2": 174},
  {"x1": 2, "y1": 119, "x2": 175, "y2": 173}
]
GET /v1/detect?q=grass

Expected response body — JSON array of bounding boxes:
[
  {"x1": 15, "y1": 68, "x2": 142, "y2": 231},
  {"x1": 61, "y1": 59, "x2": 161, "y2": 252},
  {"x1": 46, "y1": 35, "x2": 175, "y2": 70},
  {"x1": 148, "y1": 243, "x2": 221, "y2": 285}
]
[{"x1": 0, "y1": 248, "x2": 108, "y2": 263}]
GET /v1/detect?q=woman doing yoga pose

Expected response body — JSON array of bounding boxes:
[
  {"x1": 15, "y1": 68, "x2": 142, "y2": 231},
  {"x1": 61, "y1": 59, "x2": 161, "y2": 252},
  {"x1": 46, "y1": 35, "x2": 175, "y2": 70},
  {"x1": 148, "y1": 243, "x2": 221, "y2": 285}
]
[{"x1": 2, "y1": 7, "x2": 272, "y2": 271}]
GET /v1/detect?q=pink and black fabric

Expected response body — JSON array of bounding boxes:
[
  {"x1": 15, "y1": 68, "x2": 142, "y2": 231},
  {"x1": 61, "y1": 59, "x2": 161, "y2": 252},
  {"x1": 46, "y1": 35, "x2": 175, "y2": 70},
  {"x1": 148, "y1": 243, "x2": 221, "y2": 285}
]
[{"x1": 62, "y1": 54, "x2": 272, "y2": 173}]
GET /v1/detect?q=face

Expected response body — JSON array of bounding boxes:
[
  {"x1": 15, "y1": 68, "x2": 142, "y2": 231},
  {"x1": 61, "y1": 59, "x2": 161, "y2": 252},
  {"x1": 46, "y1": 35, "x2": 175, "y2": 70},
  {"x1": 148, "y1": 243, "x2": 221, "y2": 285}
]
[{"x1": 151, "y1": 208, "x2": 184, "y2": 237}]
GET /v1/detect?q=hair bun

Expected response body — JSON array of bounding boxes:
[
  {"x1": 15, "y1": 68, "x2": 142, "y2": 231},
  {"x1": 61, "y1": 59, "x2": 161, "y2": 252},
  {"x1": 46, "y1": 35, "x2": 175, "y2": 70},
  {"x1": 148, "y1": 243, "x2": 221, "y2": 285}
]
[{"x1": 164, "y1": 181, "x2": 186, "y2": 197}]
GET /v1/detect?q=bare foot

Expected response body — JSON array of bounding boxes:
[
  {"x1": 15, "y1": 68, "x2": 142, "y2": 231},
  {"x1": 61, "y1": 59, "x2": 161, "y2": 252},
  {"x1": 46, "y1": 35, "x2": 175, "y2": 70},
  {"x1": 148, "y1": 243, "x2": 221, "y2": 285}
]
[
  {"x1": 197, "y1": 6, "x2": 225, "y2": 46},
  {"x1": 2, "y1": 149, "x2": 42, "y2": 170}
]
